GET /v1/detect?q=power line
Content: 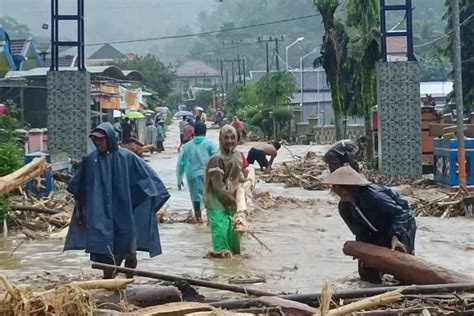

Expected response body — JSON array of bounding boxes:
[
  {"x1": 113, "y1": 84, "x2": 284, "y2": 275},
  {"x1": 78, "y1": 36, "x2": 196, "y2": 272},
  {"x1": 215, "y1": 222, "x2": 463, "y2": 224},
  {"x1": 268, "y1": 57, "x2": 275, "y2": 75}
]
[
  {"x1": 413, "y1": 13, "x2": 474, "y2": 48},
  {"x1": 85, "y1": 13, "x2": 322, "y2": 47}
]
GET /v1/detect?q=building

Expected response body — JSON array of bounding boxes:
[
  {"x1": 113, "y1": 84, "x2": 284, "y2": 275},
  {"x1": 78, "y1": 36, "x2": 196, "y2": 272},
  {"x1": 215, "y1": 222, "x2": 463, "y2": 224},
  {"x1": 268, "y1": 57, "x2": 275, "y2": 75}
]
[
  {"x1": 87, "y1": 43, "x2": 132, "y2": 66},
  {"x1": 175, "y1": 60, "x2": 221, "y2": 96}
]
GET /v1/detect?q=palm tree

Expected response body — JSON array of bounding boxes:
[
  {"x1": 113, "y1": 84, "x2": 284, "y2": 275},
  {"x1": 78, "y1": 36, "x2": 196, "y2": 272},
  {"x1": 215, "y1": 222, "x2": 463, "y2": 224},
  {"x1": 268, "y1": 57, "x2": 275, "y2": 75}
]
[
  {"x1": 314, "y1": 0, "x2": 343, "y2": 140},
  {"x1": 346, "y1": 0, "x2": 380, "y2": 162}
]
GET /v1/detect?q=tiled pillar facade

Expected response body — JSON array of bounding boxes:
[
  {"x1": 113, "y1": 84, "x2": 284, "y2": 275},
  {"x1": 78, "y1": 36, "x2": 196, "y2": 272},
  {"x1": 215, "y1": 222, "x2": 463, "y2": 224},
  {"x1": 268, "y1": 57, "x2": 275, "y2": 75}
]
[
  {"x1": 47, "y1": 71, "x2": 91, "y2": 160},
  {"x1": 376, "y1": 62, "x2": 422, "y2": 177}
]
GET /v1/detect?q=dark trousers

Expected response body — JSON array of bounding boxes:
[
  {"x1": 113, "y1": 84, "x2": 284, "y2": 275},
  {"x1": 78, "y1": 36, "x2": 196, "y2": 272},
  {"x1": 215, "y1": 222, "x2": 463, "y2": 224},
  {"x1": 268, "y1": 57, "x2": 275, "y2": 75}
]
[
  {"x1": 156, "y1": 141, "x2": 164, "y2": 152},
  {"x1": 247, "y1": 148, "x2": 269, "y2": 168},
  {"x1": 323, "y1": 151, "x2": 359, "y2": 172}
]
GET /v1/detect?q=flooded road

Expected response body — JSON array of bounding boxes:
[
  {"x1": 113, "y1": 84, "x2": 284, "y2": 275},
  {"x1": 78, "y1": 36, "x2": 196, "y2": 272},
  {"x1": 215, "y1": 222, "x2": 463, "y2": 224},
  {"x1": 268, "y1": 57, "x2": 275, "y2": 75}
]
[{"x1": 0, "y1": 120, "x2": 473, "y2": 297}]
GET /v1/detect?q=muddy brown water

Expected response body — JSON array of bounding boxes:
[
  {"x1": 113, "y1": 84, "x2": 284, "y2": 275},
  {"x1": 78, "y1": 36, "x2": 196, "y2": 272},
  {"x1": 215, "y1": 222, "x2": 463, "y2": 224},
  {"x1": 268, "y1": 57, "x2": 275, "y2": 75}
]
[{"x1": 0, "y1": 121, "x2": 473, "y2": 298}]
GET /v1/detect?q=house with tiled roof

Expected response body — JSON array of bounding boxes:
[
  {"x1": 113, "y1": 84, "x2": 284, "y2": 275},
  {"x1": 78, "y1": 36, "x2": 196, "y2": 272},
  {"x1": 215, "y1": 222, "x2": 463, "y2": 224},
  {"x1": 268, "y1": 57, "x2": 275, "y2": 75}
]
[
  {"x1": 87, "y1": 43, "x2": 130, "y2": 66},
  {"x1": 175, "y1": 59, "x2": 221, "y2": 95}
]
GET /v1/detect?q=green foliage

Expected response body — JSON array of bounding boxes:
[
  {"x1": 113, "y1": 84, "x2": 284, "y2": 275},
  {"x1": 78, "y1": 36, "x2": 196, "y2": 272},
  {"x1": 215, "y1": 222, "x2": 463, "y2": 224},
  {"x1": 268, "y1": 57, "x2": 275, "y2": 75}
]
[
  {"x1": 314, "y1": 0, "x2": 343, "y2": 140},
  {"x1": 255, "y1": 71, "x2": 296, "y2": 107},
  {"x1": 0, "y1": 196, "x2": 10, "y2": 222},
  {"x1": 444, "y1": 0, "x2": 474, "y2": 109},
  {"x1": 164, "y1": 91, "x2": 184, "y2": 112},
  {"x1": 0, "y1": 100, "x2": 24, "y2": 142},
  {"x1": 419, "y1": 49, "x2": 451, "y2": 81},
  {"x1": 0, "y1": 16, "x2": 31, "y2": 39},
  {"x1": 195, "y1": 90, "x2": 214, "y2": 111},
  {"x1": 0, "y1": 141, "x2": 23, "y2": 177},
  {"x1": 114, "y1": 55, "x2": 176, "y2": 99},
  {"x1": 0, "y1": 100, "x2": 25, "y2": 222}
]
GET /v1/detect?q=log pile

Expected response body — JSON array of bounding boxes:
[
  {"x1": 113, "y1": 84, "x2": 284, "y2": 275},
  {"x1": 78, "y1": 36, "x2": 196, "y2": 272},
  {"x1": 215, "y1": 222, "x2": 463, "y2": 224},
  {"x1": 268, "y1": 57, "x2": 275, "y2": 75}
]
[
  {"x1": 412, "y1": 190, "x2": 467, "y2": 217},
  {"x1": 6, "y1": 193, "x2": 74, "y2": 238},
  {"x1": 260, "y1": 151, "x2": 327, "y2": 190}
]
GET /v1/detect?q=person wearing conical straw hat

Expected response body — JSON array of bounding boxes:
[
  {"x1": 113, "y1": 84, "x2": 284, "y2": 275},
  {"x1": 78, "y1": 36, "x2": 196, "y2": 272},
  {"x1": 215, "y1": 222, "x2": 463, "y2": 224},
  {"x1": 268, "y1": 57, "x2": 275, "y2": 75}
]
[{"x1": 323, "y1": 165, "x2": 417, "y2": 283}]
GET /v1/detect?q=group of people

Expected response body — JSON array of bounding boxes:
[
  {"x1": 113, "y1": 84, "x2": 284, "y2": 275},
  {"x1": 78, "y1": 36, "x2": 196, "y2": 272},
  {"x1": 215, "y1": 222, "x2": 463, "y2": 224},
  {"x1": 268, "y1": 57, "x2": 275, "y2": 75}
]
[{"x1": 64, "y1": 119, "x2": 417, "y2": 283}]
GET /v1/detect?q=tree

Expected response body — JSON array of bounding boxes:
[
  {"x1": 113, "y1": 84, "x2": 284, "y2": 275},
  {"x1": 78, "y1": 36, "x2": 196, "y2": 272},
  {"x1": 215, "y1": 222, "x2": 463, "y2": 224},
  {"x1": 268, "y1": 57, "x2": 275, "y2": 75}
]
[
  {"x1": 114, "y1": 55, "x2": 176, "y2": 99},
  {"x1": 0, "y1": 16, "x2": 31, "y2": 39},
  {"x1": 444, "y1": 0, "x2": 474, "y2": 110},
  {"x1": 314, "y1": 0, "x2": 343, "y2": 140},
  {"x1": 255, "y1": 71, "x2": 296, "y2": 107},
  {"x1": 195, "y1": 90, "x2": 214, "y2": 110},
  {"x1": 345, "y1": 0, "x2": 380, "y2": 160}
]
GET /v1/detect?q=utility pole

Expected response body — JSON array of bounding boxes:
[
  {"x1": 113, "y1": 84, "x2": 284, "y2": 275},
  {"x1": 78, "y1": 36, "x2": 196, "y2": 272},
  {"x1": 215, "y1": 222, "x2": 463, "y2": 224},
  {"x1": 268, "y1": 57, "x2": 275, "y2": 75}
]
[
  {"x1": 237, "y1": 53, "x2": 242, "y2": 83},
  {"x1": 220, "y1": 60, "x2": 225, "y2": 107},
  {"x1": 266, "y1": 42, "x2": 269, "y2": 72},
  {"x1": 275, "y1": 37, "x2": 280, "y2": 71},
  {"x1": 231, "y1": 59, "x2": 235, "y2": 84},
  {"x1": 452, "y1": 0, "x2": 466, "y2": 188},
  {"x1": 243, "y1": 58, "x2": 246, "y2": 85},
  {"x1": 258, "y1": 36, "x2": 283, "y2": 72}
]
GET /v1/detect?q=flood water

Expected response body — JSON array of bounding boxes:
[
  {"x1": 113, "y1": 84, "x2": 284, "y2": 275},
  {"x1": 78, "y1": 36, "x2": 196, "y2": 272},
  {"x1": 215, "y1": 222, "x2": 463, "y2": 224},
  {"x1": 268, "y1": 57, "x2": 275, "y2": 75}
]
[{"x1": 0, "y1": 120, "x2": 473, "y2": 298}]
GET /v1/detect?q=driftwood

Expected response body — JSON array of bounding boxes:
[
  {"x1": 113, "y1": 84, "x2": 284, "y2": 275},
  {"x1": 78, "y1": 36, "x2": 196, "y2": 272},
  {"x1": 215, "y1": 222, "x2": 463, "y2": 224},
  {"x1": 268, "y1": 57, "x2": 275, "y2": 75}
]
[
  {"x1": 94, "y1": 285, "x2": 182, "y2": 309},
  {"x1": 317, "y1": 289, "x2": 403, "y2": 316},
  {"x1": 94, "y1": 302, "x2": 215, "y2": 316},
  {"x1": 211, "y1": 283, "x2": 474, "y2": 310},
  {"x1": 10, "y1": 204, "x2": 62, "y2": 215},
  {"x1": 257, "y1": 296, "x2": 318, "y2": 315},
  {"x1": 92, "y1": 263, "x2": 274, "y2": 297},
  {"x1": 0, "y1": 157, "x2": 51, "y2": 197},
  {"x1": 343, "y1": 241, "x2": 472, "y2": 284}
]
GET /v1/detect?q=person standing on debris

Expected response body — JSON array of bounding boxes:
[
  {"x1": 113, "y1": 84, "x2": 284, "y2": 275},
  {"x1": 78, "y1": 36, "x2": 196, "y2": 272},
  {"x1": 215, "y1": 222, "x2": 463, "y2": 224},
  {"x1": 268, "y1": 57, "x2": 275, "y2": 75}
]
[
  {"x1": 178, "y1": 116, "x2": 187, "y2": 152},
  {"x1": 323, "y1": 136, "x2": 370, "y2": 172},
  {"x1": 247, "y1": 142, "x2": 281, "y2": 172},
  {"x1": 322, "y1": 165, "x2": 417, "y2": 283},
  {"x1": 177, "y1": 123, "x2": 218, "y2": 223},
  {"x1": 204, "y1": 125, "x2": 245, "y2": 258},
  {"x1": 64, "y1": 122, "x2": 170, "y2": 279},
  {"x1": 156, "y1": 120, "x2": 165, "y2": 152}
]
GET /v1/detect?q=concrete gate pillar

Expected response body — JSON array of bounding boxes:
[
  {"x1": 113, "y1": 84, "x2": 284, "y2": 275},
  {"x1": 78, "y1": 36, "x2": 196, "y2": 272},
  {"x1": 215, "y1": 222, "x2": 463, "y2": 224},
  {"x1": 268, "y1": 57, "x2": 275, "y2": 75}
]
[
  {"x1": 376, "y1": 61, "x2": 422, "y2": 177},
  {"x1": 47, "y1": 71, "x2": 91, "y2": 160}
]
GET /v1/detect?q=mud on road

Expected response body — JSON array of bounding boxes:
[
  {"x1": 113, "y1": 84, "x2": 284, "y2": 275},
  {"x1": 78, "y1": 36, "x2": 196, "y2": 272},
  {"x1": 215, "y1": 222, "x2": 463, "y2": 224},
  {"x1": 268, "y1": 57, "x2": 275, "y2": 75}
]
[{"x1": 1, "y1": 121, "x2": 473, "y2": 299}]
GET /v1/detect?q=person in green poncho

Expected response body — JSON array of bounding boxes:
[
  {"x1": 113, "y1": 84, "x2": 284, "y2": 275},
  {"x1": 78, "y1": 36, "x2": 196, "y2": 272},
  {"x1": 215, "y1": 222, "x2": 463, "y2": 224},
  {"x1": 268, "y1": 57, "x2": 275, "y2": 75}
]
[
  {"x1": 176, "y1": 122, "x2": 218, "y2": 223},
  {"x1": 204, "y1": 125, "x2": 245, "y2": 258}
]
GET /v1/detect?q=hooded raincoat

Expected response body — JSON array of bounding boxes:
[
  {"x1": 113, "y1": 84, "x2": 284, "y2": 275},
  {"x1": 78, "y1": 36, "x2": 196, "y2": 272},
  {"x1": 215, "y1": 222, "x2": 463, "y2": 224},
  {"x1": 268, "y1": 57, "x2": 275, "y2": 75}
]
[
  {"x1": 176, "y1": 136, "x2": 218, "y2": 203},
  {"x1": 204, "y1": 125, "x2": 243, "y2": 254},
  {"x1": 64, "y1": 122, "x2": 170, "y2": 263}
]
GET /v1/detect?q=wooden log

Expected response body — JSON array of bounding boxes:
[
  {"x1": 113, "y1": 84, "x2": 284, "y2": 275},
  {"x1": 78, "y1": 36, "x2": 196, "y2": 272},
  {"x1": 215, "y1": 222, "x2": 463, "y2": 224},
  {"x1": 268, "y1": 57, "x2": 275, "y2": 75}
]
[
  {"x1": 10, "y1": 204, "x2": 62, "y2": 215},
  {"x1": 343, "y1": 241, "x2": 472, "y2": 284},
  {"x1": 210, "y1": 283, "x2": 474, "y2": 310},
  {"x1": 94, "y1": 302, "x2": 215, "y2": 316},
  {"x1": 319, "y1": 289, "x2": 403, "y2": 316},
  {"x1": 0, "y1": 157, "x2": 51, "y2": 197},
  {"x1": 91, "y1": 262, "x2": 274, "y2": 297},
  {"x1": 94, "y1": 285, "x2": 182, "y2": 309},
  {"x1": 257, "y1": 296, "x2": 319, "y2": 315}
]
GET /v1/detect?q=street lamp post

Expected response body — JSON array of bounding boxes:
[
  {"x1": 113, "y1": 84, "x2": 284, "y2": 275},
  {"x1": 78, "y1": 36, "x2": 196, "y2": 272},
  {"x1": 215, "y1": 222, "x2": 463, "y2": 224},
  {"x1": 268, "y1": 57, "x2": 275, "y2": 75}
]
[{"x1": 286, "y1": 37, "x2": 304, "y2": 71}]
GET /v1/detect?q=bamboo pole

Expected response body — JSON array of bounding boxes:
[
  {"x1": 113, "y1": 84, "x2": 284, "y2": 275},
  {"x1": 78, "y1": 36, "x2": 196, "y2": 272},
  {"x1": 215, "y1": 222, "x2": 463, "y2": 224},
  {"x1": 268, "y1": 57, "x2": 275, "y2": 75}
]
[
  {"x1": 210, "y1": 283, "x2": 474, "y2": 309},
  {"x1": 91, "y1": 263, "x2": 274, "y2": 297}
]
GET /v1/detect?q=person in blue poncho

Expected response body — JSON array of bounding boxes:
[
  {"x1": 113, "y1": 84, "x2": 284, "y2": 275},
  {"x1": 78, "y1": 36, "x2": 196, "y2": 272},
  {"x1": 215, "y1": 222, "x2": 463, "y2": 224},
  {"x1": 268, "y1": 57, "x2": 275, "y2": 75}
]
[
  {"x1": 65, "y1": 122, "x2": 170, "y2": 279},
  {"x1": 176, "y1": 122, "x2": 218, "y2": 223},
  {"x1": 322, "y1": 165, "x2": 417, "y2": 283}
]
